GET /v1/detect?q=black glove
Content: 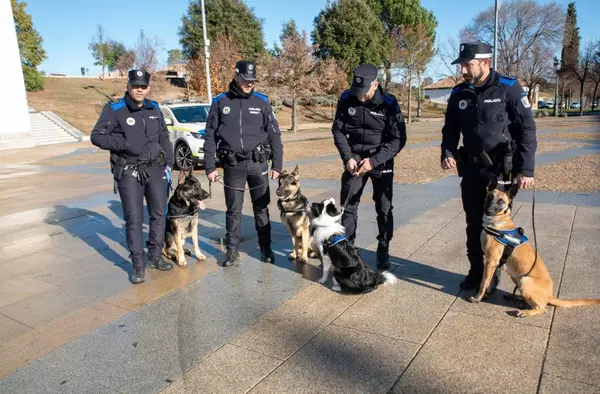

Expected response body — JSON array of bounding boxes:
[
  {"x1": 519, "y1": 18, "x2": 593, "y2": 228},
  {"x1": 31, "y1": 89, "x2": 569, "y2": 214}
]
[{"x1": 136, "y1": 163, "x2": 151, "y2": 185}]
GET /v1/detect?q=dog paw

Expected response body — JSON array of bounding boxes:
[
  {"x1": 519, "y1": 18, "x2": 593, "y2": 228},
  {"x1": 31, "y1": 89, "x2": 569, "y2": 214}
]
[
  {"x1": 318, "y1": 277, "x2": 327, "y2": 285},
  {"x1": 288, "y1": 252, "x2": 297, "y2": 260},
  {"x1": 332, "y1": 285, "x2": 341, "y2": 292},
  {"x1": 308, "y1": 251, "x2": 318, "y2": 258},
  {"x1": 297, "y1": 257, "x2": 308, "y2": 264},
  {"x1": 468, "y1": 296, "x2": 480, "y2": 303},
  {"x1": 177, "y1": 259, "x2": 188, "y2": 267},
  {"x1": 197, "y1": 253, "x2": 206, "y2": 261},
  {"x1": 516, "y1": 310, "x2": 528, "y2": 318}
]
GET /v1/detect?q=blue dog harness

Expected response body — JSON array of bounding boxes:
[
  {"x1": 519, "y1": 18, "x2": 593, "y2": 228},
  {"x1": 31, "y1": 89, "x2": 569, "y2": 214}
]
[
  {"x1": 483, "y1": 226, "x2": 529, "y2": 266},
  {"x1": 322, "y1": 234, "x2": 347, "y2": 252}
]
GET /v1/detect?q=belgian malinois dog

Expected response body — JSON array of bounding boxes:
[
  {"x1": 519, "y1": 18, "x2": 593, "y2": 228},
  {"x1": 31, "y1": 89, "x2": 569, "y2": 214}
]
[
  {"x1": 276, "y1": 165, "x2": 318, "y2": 263},
  {"x1": 162, "y1": 168, "x2": 210, "y2": 267},
  {"x1": 469, "y1": 178, "x2": 600, "y2": 317}
]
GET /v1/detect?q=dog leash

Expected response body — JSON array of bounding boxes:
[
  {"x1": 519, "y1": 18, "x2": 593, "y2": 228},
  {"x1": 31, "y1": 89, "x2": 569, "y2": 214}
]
[{"x1": 341, "y1": 171, "x2": 363, "y2": 212}]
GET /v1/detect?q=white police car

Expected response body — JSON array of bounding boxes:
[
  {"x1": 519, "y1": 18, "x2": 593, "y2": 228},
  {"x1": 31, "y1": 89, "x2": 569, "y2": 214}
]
[{"x1": 159, "y1": 99, "x2": 211, "y2": 170}]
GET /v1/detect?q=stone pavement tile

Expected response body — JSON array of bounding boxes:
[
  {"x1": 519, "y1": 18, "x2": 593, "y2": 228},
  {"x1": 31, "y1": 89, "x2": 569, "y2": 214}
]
[
  {"x1": 48, "y1": 233, "x2": 130, "y2": 261},
  {"x1": 393, "y1": 211, "x2": 472, "y2": 280},
  {"x1": 510, "y1": 203, "x2": 575, "y2": 272},
  {"x1": 0, "y1": 360, "x2": 119, "y2": 394},
  {"x1": 231, "y1": 284, "x2": 359, "y2": 360},
  {"x1": 0, "y1": 276, "x2": 58, "y2": 309},
  {"x1": 335, "y1": 274, "x2": 461, "y2": 344},
  {"x1": 249, "y1": 324, "x2": 419, "y2": 394},
  {"x1": 0, "y1": 314, "x2": 32, "y2": 344},
  {"x1": 386, "y1": 198, "x2": 464, "y2": 259},
  {"x1": 104, "y1": 258, "x2": 221, "y2": 311},
  {"x1": 0, "y1": 251, "x2": 74, "y2": 282},
  {"x1": 0, "y1": 268, "x2": 133, "y2": 327},
  {"x1": 0, "y1": 302, "x2": 128, "y2": 379},
  {"x1": 539, "y1": 374, "x2": 600, "y2": 394},
  {"x1": 391, "y1": 311, "x2": 548, "y2": 394},
  {"x1": 0, "y1": 231, "x2": 77, "y2": 263},
  {"x1": 37, "y1": 259, "x2": 310, "y2": 394},
  {"x1": 161, "y1": 344, "x2": 281, "y2": 394},
  {"x1": 451, "y1": 269, "x2": 557, "y2": 329}
]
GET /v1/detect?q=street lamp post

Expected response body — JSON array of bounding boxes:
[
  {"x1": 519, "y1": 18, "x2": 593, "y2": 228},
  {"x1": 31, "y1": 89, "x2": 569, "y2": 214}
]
[
  {"x1": 493, "y1": 0, "x2": 499, "y2": 70},
  {"x1": 553, "y1": 57, "x2": 561, "y2": 117},
  {"x1": 200, "y1": 0, "x2": 212, "y2": 102}
]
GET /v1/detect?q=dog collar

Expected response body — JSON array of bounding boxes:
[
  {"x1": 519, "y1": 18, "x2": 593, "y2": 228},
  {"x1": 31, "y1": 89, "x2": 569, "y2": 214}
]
[{"x1": 323, "y1": 234, "x2": 347, "y2": 247}]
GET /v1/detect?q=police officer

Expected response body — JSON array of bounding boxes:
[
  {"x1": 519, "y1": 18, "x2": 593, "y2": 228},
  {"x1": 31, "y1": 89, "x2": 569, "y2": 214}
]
[
  {"x1": 91, "y1": 69, "x2": 175, "y2": 284},
  {"x1": 440, "y1": 42, "x2": 537, "y2": 291},
  {"x1": 204, "y1": 60, "x2": 284, "y2": 267},
  {"x1": 332, "y1": 63, "x2": 407, "y2": 270}
]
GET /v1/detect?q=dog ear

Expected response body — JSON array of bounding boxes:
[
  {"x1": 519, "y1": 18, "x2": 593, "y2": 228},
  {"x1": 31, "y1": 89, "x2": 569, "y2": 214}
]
[
  {"x1": 292, "y1": 165, "x2": 299, "y2": 179},
  {"x1": 486, "y1": 176, "x2": 498, "y2": 192},
  {"x1": 187, "y1": 166, "x2": 194, "y2": 177},
  {"x1": 507, "y1": 183, "x2": 519, "y2": 200},
  {"x1": 178, "y1": 170, "x2": 186, "y2": 184}
]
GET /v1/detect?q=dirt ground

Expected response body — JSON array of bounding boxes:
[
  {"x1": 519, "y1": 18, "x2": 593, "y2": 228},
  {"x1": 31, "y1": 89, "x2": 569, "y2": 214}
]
[
  {"x1": 535, "y1": 153, "x2": 600, "y2": 193},
  {"x1": 535, "y1": 141, "x2": 590, "y2": 154}
]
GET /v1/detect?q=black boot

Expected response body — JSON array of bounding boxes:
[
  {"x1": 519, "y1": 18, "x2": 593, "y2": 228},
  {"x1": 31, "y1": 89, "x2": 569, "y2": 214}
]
[
  {"x1": 222, "y1": 249, "x2": 240, "y2": 267},
  {"x1": 147, "y1": 255, "x2": 173, "y2": 271},
  {"x1": 260, "y1": 246, "x2": 275, "y2": 263},
  {"x1": 130, "y1": 259, "x2": 145, "y2": 284},
  {"x1": 376, "y1": 240, "x2": 390, "y2": 270}
]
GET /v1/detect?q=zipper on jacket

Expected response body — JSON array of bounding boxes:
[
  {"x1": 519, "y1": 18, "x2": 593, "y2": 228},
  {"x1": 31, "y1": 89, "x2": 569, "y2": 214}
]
[{"x1": 239, "y1": 101, "x2": 244, "y2": 152}]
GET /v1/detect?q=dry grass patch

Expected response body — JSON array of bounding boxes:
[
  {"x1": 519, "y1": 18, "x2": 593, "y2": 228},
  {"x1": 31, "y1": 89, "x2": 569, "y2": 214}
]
[
  {"x1": 289, "y1": 146, "x2": 451, "y2": 185},
  {"x1": 535, "y1": 153, "x2": 600, "y2": 193},
  {"x1": 539, "y1": 132, "x2": 600, "y2": 141},
  {"x1": 535, "y1": 141, "x2": 590, "y2": 154}
]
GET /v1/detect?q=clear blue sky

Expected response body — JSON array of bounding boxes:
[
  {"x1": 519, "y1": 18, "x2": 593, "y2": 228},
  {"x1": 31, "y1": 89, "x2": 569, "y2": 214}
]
[{"x1": 25, "y1": 0, "x2": 599, "y2": 79}]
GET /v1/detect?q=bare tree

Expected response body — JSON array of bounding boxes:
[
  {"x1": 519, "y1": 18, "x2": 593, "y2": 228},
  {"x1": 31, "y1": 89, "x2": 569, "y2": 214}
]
[
  {"x1": 270, "y1": 30, "x2": 316, "y2": 132},
  {"x1": 133, "y1": 29, "x2": 163, "y2": 72},
  {"x1": 588, "y1": 49, "x2": 600, "y2": 112},
  {"x1": 392, "y1": 23, "x2": 436, "y2": 123},
  {"x1": 187, "y1": 33, "x2": 242, "y2": 99},
  {"x1": 520, "y1": 43, "x2": 555, "y2": 102},
  {"x1": 435, "y1": 36, "x2": 462, "y2": 82},
  {"x1": 460, "y1": 0, "x2": 564, "y2": 76},
  {"x1": 115, "y1": 50, "x2": 135, "y2": 77},
  {"x1": 571, "y1": 41, "x2": 598, "y2": 115}
]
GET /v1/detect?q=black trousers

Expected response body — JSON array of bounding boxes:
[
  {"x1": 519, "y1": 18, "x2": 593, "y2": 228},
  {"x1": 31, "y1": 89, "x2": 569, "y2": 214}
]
[
  {"x1": 223, "y1": 159, "x2": 271, "y2": 252},
  {"x1": 117, "y1": 165, "x2": 168, "y2": 267},
  {"x1": 460, "y1": 165, "x2": 490, "y2": 278},
  {"x1": 340, "y1": 167, "x2": 394, "y2": 243}
]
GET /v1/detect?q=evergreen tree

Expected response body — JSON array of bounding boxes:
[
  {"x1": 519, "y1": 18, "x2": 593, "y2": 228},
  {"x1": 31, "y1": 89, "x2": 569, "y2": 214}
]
[{"x1": 11, "y1": 0, "x2": 47, "y2": 91}]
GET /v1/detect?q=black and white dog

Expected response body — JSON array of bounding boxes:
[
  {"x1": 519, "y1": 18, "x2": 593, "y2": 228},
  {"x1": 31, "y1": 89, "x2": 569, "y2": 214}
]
[{"x1": 309, "y1": 198, "x2": 397, "y2": 293}]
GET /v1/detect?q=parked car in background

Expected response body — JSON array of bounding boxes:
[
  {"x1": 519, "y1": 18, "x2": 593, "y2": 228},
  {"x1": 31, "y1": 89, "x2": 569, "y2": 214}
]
[
  {"x1": 159, "y1": 100, "x2": 211, "y2": 170},
  {"x1": 570, "y1": 102, "x2": 581, "y2": 109}
]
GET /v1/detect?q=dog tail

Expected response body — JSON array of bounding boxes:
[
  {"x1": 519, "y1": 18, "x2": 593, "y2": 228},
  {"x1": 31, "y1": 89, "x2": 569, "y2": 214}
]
[
  {"x1": 548, "y1": 296, "x2": 600, "y2": 308},
  {"x1": 380, "y1": 271, "x2": 398, "y2": 286}
]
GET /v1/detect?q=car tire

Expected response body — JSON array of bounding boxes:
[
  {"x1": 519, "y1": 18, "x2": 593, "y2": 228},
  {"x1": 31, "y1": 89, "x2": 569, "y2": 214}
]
[{"x1": 175, "y1": 142, "x2": 194, "y2": 171}]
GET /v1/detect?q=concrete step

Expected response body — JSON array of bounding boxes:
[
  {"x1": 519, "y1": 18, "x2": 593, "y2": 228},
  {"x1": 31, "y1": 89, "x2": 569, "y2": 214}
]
[{"x1": 28, "y1": 111, "x2": 86, "y2": 146}]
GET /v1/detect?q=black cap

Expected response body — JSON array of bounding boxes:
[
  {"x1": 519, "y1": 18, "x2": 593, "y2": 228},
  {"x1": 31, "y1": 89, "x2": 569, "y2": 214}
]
[
  {"x1": 350, "y1": 64, "x2": 378, "y2": 97},
  {"x1": 451, "y1": 42, "x2": 493, "y2": 65},
  {"x1": 128, "y1": 69, "x2": 150, "y2": 87},
  {"x1": 235, "y1": 60, "x2": 257, "y2": 82}
]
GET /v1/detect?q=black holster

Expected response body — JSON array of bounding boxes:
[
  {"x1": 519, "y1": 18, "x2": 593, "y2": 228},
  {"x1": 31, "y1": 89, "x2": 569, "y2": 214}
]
[
  {"x1": 252, "y1": 142, "x2": 272, "y2": 163},
  {"x1": 110, "y1": 152, "x2": 127, "y2": 194}
]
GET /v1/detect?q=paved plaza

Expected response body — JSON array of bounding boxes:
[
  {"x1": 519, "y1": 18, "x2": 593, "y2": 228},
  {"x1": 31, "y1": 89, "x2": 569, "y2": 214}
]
[{"x1": 0, "y1": 122, "x2": 599, "y2": 393}]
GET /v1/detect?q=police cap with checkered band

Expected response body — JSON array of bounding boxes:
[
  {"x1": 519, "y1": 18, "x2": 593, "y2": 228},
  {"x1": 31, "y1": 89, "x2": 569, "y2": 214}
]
[
  {"x1": 350, "y1": 63, "x2": 378, "y2": 97},
  {"x1": 235, "y1": 60, "x2": 257, "y2": 82},
  {"x1": 128, "y1": 69, "x2": 151, "y2": 87},
  {"x1": 451, "y1": 42, "x2": 493, "y2": 65}
]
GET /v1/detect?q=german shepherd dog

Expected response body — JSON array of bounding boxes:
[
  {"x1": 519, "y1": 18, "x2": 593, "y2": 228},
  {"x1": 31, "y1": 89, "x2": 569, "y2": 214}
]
[
  {"x1": 469, "y1": 178, "x2": 600, "y2": 317},
  {"x1": 310, "y1": 198, "x2": 397, "y2": 293},
  {"x1": 276, "y1": 165, "x2": 318, "y2": 263},
  {"x1": 162, "y1": 168, "x2": 210, "y2": 267}
]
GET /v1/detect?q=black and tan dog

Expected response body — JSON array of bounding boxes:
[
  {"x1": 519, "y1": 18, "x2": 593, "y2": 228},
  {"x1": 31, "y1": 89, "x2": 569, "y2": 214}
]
[
  {"x1": 162, "y1": 168, "x2": 210, "y2": 267},
  {"x1": 469, "y1": 178, "x2": 600, "y2": 317},
  {"x1": 276, "y1": 165, "x2": 318, "y2": 263}
]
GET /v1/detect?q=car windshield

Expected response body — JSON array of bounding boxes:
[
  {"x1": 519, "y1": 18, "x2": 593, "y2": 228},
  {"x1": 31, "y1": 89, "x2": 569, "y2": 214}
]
[{"x1": 170, "y1": 105, "x2": 209, "y2": 123}]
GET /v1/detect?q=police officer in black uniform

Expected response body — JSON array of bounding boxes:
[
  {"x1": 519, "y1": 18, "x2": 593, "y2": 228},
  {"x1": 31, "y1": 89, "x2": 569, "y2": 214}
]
[
  {"x1": 204, "y1": 60, "x2": 284, "y2": 267},
  {"x1": 332, "y1": 63, "x2": 407, "y2": 270},
  {"x1": 440, "y1": 42, "x2": 537, "y2": 291},
  {"x1": 91, "y1": 69, "x2": 175, "y2": 284}
]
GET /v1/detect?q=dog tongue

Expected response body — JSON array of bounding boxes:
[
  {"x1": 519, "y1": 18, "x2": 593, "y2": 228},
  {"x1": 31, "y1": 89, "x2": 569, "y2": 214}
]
[{"x1": 197, "y1": 201, "x2": 206, "y2": 210}]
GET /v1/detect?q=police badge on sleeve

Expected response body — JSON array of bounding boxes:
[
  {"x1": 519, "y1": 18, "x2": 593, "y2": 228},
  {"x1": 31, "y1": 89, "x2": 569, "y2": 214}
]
[{"x1": 520, "y1": 95, "x2": 531, "y2": 108}]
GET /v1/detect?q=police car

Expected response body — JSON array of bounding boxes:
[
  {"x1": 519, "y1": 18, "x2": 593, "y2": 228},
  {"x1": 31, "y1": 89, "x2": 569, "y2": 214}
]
[{"x1": 159, "y1": 99, "x2": 211, "y2": 170}]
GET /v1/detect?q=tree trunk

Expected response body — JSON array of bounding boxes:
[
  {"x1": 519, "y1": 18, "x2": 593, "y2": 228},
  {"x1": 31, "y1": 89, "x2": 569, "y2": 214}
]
[
  {"x1": 579, "y1": 80, "x2": 584, "y2": 116},
  {"x1": 592, "y1": 82, "x2": 599, "y2": 112},
  {"x1": 417, "y1": 70, "x2": 422, "y2": 119},
  {"x1": 292, "y1": 98, "x2": 297, "y2": 133},
  {"x1": 385, "y1": 60, "x2": 392, "y2": 89},
  {"x1": 407, "y1": 72, "x2": 413, "y2": 124}
]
